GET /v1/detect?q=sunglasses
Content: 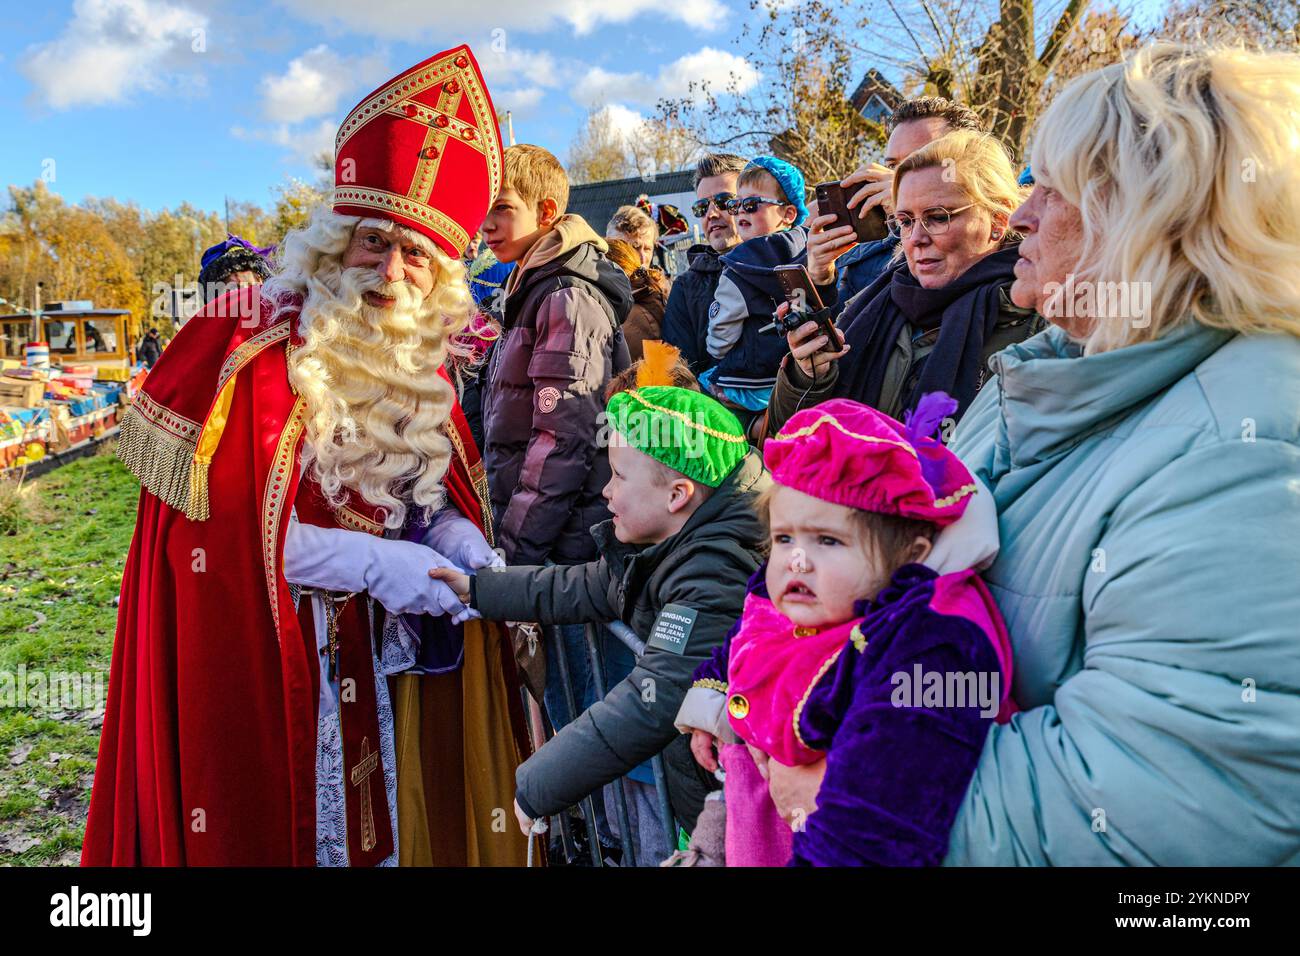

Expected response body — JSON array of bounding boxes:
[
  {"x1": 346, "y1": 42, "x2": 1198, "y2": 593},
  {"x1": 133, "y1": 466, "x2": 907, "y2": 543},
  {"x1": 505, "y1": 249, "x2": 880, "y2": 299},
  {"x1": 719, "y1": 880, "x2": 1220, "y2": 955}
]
[
  {"x1": 723, "y1": 196, "x2": 788, "y2": 215},
  {"x1": 691, "y1": 193, "x2": 736, "y2": 218}
]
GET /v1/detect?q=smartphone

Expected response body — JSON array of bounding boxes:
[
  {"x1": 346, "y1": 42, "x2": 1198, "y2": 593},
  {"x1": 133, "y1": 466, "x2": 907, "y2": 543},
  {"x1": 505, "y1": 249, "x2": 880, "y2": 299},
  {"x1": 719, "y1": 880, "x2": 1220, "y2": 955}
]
[
  {"x1": 815, "y1": 180, "x2": 889, "y2": 243},
  {"x1": 774, "y1": 263, "x2": 825, "y2": 313},
  {"x1": 773, "y1": 265, "x2": 843, "y2": 352}
]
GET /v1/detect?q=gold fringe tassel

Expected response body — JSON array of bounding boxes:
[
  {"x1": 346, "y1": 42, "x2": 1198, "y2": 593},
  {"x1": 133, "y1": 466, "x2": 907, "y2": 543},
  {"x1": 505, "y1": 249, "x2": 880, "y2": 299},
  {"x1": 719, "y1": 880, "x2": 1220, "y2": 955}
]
[
  {"x1": 186, "y1": 456, "x2": 211, "y2": 522},
  {"x1": 116, "y1": 405, "x2": 207, "y2": 520}
]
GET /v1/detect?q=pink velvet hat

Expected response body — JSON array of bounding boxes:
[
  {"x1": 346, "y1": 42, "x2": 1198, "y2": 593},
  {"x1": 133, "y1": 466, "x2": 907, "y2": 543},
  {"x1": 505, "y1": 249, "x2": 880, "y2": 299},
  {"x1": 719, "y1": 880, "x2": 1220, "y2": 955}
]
[{"x1": 763, "y1": 393, "x2": 977, "y2": 527}]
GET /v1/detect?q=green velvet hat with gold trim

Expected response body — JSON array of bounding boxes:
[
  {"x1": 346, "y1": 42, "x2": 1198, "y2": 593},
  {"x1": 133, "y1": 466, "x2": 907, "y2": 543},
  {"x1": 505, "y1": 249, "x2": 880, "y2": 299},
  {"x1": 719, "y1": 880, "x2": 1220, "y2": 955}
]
[{"x1": 606, "y1": 384, "x2": 748, "y2": 487}]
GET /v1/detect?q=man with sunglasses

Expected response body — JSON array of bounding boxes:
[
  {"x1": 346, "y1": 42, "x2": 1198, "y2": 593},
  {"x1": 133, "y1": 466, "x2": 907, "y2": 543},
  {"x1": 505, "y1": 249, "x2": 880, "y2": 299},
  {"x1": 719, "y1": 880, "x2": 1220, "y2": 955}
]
[{"x1": 662, "y1": 153, "x2": 748, "y2": 375}]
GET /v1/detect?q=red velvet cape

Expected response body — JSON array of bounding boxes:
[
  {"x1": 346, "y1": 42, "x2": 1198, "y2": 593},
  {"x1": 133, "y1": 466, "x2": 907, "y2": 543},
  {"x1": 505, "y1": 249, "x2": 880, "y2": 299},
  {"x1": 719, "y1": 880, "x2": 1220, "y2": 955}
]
[{"x1": 82, "y1": 289, "x2": 495, "y2": 865}]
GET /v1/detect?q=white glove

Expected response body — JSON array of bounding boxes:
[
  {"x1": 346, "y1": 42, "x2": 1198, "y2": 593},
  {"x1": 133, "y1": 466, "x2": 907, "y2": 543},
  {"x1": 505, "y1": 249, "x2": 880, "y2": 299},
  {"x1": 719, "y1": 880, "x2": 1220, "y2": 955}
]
[
  {"x1": 423, "y1": 511, "x2": 502, "y2": 625},
  {"x1": 283, "y1": 520, "x2": 469, "y2": 619},
  {"x1": 422, "y1": 508, "x2": 504, "y2": 573}
]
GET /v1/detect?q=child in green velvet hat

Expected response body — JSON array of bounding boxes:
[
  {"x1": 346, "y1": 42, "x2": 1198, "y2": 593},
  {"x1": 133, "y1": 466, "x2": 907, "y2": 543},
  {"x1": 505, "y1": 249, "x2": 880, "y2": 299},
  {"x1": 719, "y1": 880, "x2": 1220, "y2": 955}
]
[
  {"x1": 600, "y1": 382, "x2": 750, "y2": 542},
  {"x1": 431, "y1": 343, "x2": 770, "y2": 865}
]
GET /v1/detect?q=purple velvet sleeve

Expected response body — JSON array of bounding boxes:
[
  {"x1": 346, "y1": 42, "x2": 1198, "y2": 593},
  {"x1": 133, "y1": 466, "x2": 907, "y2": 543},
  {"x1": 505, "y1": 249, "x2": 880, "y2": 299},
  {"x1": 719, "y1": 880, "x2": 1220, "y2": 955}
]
[{"x1": 790, "y1": 607, "x2": 1001, "y2": 867}]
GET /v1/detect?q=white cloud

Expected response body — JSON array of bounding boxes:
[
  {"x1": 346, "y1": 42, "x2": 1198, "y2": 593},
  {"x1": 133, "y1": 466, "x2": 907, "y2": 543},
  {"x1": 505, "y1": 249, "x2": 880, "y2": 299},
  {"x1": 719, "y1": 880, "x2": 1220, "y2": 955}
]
[
  {"x1": 236, "y1": 44, "x2": 388, "y2": 171},
  {"x1": 478, "y1": 47, "x2": 564, "y2": 90},
  {"x1": 260, "y1": 45, "x2": 388, "y2": 123},
  {"x1": 495, "y1": 87, "x2": 545, "y2": 121},
  {"x1": 20, "y1": 0, "x2": 209, "y2": 109},
  {"x1": 231, "y1": 118, "x2": 338, "y2": 166},
  {"x1": 600, "y1": 104, "x2": 650, "y2": 140},
  {"x1": 281, "y1": 119, "x2": 340, "y2": 166},
  {"x1": 574, "y1": 47, "x2": 759, "y2": 109},
  {"x1": 273, "y1": 0, "x2": 726, "y2": 37},
  {"x1": 662, "y1": 48, "x2": 760, "y2": 97},
  {"x1": 574, "y1": 67, "x2": 644, "y2": 108}
]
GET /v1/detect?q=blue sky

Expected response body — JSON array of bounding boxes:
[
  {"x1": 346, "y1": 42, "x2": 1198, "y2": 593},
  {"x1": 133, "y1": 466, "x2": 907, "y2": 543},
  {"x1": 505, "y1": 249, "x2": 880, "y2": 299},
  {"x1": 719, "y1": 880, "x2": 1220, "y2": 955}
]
[
  {"x1": 0, "y1": 0, "x2": 767, "y2": 217},
  {"x1": 0, "y1": 0, "x2": 1169, "y2": 218}
]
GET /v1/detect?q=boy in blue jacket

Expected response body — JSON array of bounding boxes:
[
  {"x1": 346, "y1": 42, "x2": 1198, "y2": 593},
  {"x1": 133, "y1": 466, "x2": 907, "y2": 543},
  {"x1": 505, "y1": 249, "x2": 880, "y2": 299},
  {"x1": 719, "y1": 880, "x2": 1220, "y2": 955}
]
[{"x1": 700, "y1": 156, "x2": 809, "y2": 435}]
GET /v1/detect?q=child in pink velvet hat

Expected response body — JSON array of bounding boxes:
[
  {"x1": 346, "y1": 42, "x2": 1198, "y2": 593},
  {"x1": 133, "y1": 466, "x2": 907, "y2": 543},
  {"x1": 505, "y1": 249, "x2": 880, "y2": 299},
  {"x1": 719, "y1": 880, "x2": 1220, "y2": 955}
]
[{"x1": 674, "y1": 393, "x2": 1016, "y2": 866}]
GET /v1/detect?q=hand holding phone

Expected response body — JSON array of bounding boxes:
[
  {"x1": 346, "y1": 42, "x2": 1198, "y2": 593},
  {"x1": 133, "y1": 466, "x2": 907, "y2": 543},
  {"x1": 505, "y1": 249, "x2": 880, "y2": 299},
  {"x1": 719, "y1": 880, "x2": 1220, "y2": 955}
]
[
  {"x1": 815, "y1": 180, "x2": 889, "y2": 243},
  {"x1": 778, "y1": 303, "x2": 850, "y2": 380},
  {"x1": 774, "y1": 263, "x2": 825, "y2": 314},
  {"x1": 771, "y1": 265, "x2": 843, "y2": 353},
  {"x1": 842, "y1": 161, "x2": 896, "y2": 222}
]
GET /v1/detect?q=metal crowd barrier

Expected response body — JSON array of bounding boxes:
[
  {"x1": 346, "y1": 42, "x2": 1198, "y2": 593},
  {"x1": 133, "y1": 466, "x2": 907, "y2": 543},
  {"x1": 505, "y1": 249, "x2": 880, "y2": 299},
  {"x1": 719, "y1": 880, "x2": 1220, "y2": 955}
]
[{"x1": 525, "y1": 620, "x2": 681, "y2": 867}]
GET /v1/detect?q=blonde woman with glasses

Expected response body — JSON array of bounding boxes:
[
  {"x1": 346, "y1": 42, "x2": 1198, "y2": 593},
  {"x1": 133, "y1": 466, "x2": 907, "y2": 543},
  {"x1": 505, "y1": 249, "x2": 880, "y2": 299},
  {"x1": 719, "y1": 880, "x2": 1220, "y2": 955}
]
[{"x1": 766, "y1": 129, "x2": 1043, "y2": 436}]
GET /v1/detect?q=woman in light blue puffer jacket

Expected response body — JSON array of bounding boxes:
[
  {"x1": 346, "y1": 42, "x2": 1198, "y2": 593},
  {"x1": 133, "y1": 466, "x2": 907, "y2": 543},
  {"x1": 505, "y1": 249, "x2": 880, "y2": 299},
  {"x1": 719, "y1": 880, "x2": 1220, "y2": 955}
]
[{"x1": 942, "y1": 43, "x2": 1300, "y2": 865}]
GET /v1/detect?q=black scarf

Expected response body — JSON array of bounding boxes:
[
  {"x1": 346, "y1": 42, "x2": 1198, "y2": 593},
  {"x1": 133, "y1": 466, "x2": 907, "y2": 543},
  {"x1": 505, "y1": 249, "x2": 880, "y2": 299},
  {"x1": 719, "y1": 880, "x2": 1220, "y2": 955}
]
[{"x1": 835, "y1": 244, "x2": 1020, "y2": 419}]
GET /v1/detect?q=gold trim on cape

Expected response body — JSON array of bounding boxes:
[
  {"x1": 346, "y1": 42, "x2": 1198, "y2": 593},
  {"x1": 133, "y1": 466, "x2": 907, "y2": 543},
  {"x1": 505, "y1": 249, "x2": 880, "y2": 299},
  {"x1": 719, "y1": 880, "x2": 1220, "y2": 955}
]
[
  {"x1": 116, "y1": 391, "x2": 204, "y2": 516},
  {"x1": 117, "y1": 321, "x2": 291, "y2": 522},
  {"x1": 441, "y1": 419, "x2": 494, "y2": 547},
  {"x1": 218, "y1": 321, "x2": 290, "y2": 392},
  {"x1": 337, "y1": 505, "x2": 385, "y2": 537},
  {"x1": 263, "y1": 397, "x2": 307, "y2": 639}
]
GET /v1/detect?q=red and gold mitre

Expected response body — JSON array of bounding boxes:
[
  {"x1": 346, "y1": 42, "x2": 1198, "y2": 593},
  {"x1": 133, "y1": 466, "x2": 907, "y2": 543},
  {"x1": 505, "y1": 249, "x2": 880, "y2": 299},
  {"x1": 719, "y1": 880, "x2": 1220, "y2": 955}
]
[{"x1": 332, "y1": 44, "x2": 503, "y2": 259}]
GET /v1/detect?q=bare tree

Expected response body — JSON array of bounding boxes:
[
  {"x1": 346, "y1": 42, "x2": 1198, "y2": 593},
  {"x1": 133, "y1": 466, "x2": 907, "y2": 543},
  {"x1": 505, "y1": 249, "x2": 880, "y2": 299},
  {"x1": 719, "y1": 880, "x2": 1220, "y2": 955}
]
[
  {"x1": 658, "y1": 1, "x2": 888, "y2": 192},
  {"x1": 567, "y1": 107, "x2": 636, "y2": 185},
  {"x1": 626, "y1": 116, "x2": 700, "y2": 182},
  {"x1": 659, "y1": 0, "x2": 1116, "y2": 165},
  {"x1": 1038, "y1": 6, "x2": 1143, "y2": 106}
]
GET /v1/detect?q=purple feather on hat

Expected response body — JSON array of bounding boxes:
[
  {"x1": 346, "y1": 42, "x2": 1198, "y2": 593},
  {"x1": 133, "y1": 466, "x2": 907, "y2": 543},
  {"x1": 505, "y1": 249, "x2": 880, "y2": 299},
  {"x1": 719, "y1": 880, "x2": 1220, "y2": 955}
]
[{"x1": 904, "y1": 392, "x2": 958, "y2": 497}]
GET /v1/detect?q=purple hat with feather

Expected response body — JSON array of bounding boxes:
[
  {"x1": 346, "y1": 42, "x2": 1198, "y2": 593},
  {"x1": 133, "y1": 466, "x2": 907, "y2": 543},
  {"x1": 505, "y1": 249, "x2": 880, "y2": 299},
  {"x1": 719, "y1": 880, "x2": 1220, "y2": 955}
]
[{"x1": 763, "y1": 393, "x2": 978, "y2": 527}]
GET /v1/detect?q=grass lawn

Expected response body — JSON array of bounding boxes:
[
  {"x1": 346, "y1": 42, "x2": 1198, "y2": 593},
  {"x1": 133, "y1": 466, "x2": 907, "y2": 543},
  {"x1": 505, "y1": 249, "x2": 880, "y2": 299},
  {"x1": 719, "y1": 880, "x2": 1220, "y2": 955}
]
[{"x1": 0, "y1": 445, "x2": 137, "y2": 865}]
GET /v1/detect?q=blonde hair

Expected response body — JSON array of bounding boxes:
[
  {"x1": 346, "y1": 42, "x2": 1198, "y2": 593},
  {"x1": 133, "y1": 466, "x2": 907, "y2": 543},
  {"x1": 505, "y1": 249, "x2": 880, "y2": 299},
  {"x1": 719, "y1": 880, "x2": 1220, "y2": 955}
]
[
  {"x1": 1030, "y1": 42, "x2": 1300, "y2": 352},
  {"x1": 503, "y1": 144, "x2": 569, "y2": 217},
  {"x1": 607, "y1": 205, "x2": 656, "y2": 242},
  {"x1": 266, "y1": 205, "x2": 474, "y2": 528},
  {"x1": 891, "y1": 129, "x2": 1023, "y2": 234}
]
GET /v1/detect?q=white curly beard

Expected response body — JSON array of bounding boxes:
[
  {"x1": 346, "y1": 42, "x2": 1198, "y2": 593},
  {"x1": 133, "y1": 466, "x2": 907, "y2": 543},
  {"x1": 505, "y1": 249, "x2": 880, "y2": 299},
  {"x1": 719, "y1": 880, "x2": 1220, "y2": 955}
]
[{"x1": 287, "y1": 260, "x2": 457, "y2": 530}]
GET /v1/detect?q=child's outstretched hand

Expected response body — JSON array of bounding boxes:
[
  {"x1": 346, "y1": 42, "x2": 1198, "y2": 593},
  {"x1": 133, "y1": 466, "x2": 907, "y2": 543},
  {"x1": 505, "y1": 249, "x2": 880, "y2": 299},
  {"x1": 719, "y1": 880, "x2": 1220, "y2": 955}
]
[
  {"x1": 690, "y1": 729, "x2": 720, "y2": 773},
  {"x1": 429, "y1": 566, "x2": 471, "y2": 604}
]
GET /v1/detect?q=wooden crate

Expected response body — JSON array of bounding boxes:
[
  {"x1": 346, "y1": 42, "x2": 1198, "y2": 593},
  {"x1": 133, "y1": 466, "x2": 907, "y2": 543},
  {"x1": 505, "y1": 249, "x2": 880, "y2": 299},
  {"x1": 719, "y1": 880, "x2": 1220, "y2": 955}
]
[{"x1": 0, "y1": 378, "x2": 45, "y2": 407}]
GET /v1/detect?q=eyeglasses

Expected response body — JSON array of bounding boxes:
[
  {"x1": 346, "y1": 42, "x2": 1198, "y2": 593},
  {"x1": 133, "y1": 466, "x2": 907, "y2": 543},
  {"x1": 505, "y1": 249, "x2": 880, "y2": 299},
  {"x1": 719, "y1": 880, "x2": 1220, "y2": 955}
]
[
  {"x1": 691, "y1": 193, "x2": 737, "y2": 218},
  {"x1": 887, "y1": 203, "x2": 978, "y2": 239},
  {"x1": 723, "y1": 196, "x2": 788, "y2": 215}
]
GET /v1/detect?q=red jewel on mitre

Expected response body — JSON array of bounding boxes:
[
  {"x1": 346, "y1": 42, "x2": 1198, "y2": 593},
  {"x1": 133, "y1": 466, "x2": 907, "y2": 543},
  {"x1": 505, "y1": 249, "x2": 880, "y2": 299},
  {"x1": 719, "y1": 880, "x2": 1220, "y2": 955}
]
[{"x1": 332, "y1": 44, "x2": 503, "y2": 259}]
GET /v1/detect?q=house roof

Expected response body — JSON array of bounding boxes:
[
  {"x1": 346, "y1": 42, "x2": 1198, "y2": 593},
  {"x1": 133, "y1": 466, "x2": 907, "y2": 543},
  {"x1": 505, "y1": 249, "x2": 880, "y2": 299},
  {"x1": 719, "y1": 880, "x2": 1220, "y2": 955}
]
[
  {"x1": 850, "y1": 68, "x2": 904, "y2": 117},
  {"x1": 566, "y1": 170, "x2": 697, "y2": 235}
]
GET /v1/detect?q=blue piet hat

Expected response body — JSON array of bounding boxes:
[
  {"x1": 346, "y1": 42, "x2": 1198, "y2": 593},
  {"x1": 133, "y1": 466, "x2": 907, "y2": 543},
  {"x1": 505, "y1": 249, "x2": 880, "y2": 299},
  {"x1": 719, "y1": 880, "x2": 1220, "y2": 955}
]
[{"x1": 744, "y1": 156, "x2": 809, "y2": 227}]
